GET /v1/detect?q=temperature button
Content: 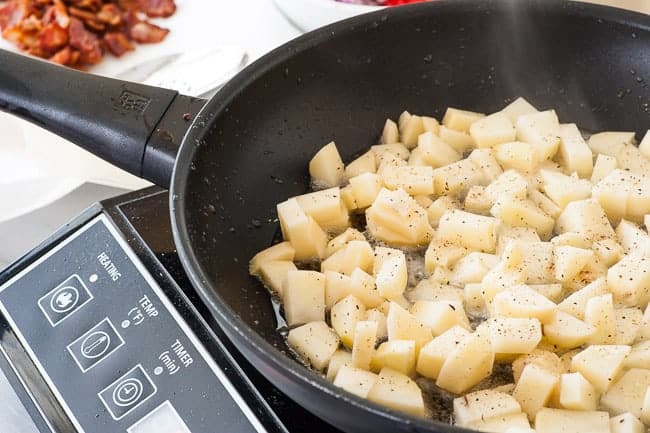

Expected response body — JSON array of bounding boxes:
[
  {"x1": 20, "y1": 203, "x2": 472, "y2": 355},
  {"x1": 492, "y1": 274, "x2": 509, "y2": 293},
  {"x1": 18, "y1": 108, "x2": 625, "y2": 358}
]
[
  {"x1": 99, "y1": 364, "x2": 157, "y2": 420},
  {"x1": 67, "y1": 318, "x2": 124, "y2": 372},
  {"x1": 38, "y1": 274, "x2": 93, "y2": 326}
]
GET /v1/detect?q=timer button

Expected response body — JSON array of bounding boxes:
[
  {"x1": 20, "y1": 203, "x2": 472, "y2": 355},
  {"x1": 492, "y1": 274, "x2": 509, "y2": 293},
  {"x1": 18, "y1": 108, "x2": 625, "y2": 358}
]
[{"x1": 99, "y1": 364, "x2": 157, "y2": 421}]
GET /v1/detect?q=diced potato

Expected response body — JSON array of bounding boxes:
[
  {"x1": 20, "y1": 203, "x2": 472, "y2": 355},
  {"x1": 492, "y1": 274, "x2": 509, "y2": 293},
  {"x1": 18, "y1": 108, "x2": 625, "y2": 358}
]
[
  {"x1": 535, "y1": 408, "x2": 610, "y2": 433},
  {"x1": 295, "y1": 187, "x2": 342, "y2": 226},
  {"x1": 249, "y1": 242, "x2": 295, "y2": 276},
  {"x1": 559, "y1": 372, "x2": 598, "y2": 411},
  {"x1": 309, "y1": 141, "x2": 344, "y2": 188},
  {"x1": 416, "y1": 325, "x2": 470, "y2": 380},
  {"x1": 485, "y1": 170, "x2": 529, "y2": 204},
  {"x1": 436, "y1": 329, "x2": 495, "y2": 394},
  {"x1": 277, "y1": 198, "x2": 329, "y2": 261},
  {"x1": 417, "y1": 131, "x2": 461, "y2": 167},
  {"x1": 496, "y1": 226, "x2": 541, "y2": 255},
  {"x1": 492, "y1": 285, "x2": 556, "y2": 324},
  {"x1": 283, "y1": 270, "x2": 326, "y2": 327},
  {"x1": 433, "y1": 158, "x2": 484, "y2": 196},
  {"x1": 371, "y1": 340, "x2": 416, "y2": 376},
  {"x1": 287, "y1": 321, "x2": 339, "y2": 370},
  {"x1": 584, "y1": 294, "x2": 616, "y2": 344},
  {"x1": 380, "y1": 118, "x2": 399, "y2": 144},
  {"x1": 464, "y1": 283, "x2": 486, "y2": 315},
  {"x1": 367, "y1": 368, "x2": 425, "y2": 417},
  {"x1": 592, "y1": 169, "x2": 637, "y2": 223},
  {"x1": 601, "y1": 368, "x2": 650, "y2": 418},
  {"x1": 607, "y1": 254, "x2": 650, "y2": 307},
  {"x1": 543, "y1": 311, "x2": 595, "y2": 349},
  {"x1": 557, "y1": 123, "x2": 593, "y2": 178},
  {"x1": 515, "y1": 110, "x2": 561, "y2": 161},
  {"x1": 512, "y1": 349, "x2": 563, "y2": 382},
  {"x1": 449, "y1": 252, "x2": 499, "y2": 286},
  {"x1": 539, "y1": 170, "x2": 592, "y2": 209},
  {"x1": 364, "y1": 308, "x2": 387, "y2": 340},
  {"x1": 481, "y1": 262, "x2": 528, "y2": 307},
  {"x1": 326, "y1": 228, "x2": 366, "y2": 257},
  {"x1": 372, "y1": 143, "x2": 410, "y2": 161},
  {"x1": 504, "y1": 241, "x2": 554, "y2": 285},
  {"x1": 407, "y1": 279, "x2": 464, "y2": 304},
  {"x1": 489, "y1": 317, "x2": 542, "y2": 355},
  {"x1": 491, "y1": 198, "x2": 554, "y2": 240},
  {"x1": 439, "y1": 125, "x2": 475, "y2": 152},
  {"x1": 527, "y1": 189, "x2": 562, "y2": 222},
  {"x1": 411, "y1": 300, "x2": 470, "y2": 336},
  {"x1": 553, "y1": 245, "x2": 594, "y2": 283},
  {"x1": 495, "y1": 141, "x2": 538, "y2": 172},
  {"x1": 340, "y1": 185, "x2": 358, "y2": 211},
  {"x1": 437, "y1": 209, "x2": 498, "y2": 253},
  {"x1": 610, "y1": 413, "x2": 645, "y2": 433},
  {"x1": 467, "y1": 413, "x2": 531, "y2": 432},
  {"x1": 406, "y1": 147, "x2": 427, "y2": 166},
  {"x1": 366, "y1": 188, "x2": 433, "y2": 247},
  {"x1": 442, "y1": 107, "x2": 485, "y2": 133},
  {"x1": 464, "y1": 185, "x2": 493, "y2": 214},
  {"x1": 345, "y1": 151, "x2": 376, "y2": 180},
  {"x1": 470, "y1": 112, "x2": 516, "y2": 148},
  {"x1": 625, "y1": 341, "x2": 650, "y2": 369},
  {"x1": 529, "y1": 284, "x2": 562, "y2": 303},
  {"x1": 333, "y1": 365, "x2": 378, "y2": 398},
  {"x1": 513, "y1": 363, "x2": 559, "y2": 420},
  {"x1": 331, "y1": 295, "x2": 366, "y2": 348},
  {"x1": 324, "y1": 271, "x2": 353, "y2": 309},
  {"x1": 352, "y1": 321, "x2": 378, "y2": 371},
  {"x1": 327, "y1": 349, "x2": 352, "y2": 381},
  {"x1": 555, "y1": 199, "x2": 615, "y2": 242},
  {"x1": 617, "y1": 219, "x2": 650, "y2": 256},
  {"x1": 641, "y1": 388, "x2": 650, "y2": 425},
  {"x1": 382, "y1": 165, "x2": 434, "y2": 196},
  {"x1": 398, "y1": 111, "x2": 425, "y2": 149},
  {"x1": 557, "y1": 277, "x2": 607, "y2": 320},
  {"x1": 550, "y1": 231, "x2": 591, "y2": 249},
  {"x1": 468, "y1": 148, "x2": 504, "y2": 182},
  {"x1": 348, "y1": 268, "x2": 382, "y2": 308},
  {"x1": 349, "y1": 173, "x2": 383, "y2": 209},
  {"x1": 258, "y1": 260, "x2": 297, "y2": 296},
  {"x1": 453, "y1": 389, "x2": 522, "y2": 427},
  {"x1": 592, "y1": 238, "x2": 624, "y2": 267},
  {"x1": 615, "y1": 144, "x2": 650, "y2": 177},
  {"x1": 591, "y1": 153, "x2": 618, "y2": 184},
  {"x1": 386, "y1": 302, "x2": 432, "y2": 352},
  {"x1": 427, "y1": 196, "x2": 460, "y2": 228},
  {"x1": 501, "y1": 97, "x2": 538, "y2": 124},
  {"x1": 321, "y1": 240, "x2": 374, "y2": 276},
  {"x1": 638, "y1": 130, "x2": 650, "y2": 159},
  {"x1": 588, "y1": 131, "x2": 636, "y2": 156},
  {"x1": 424, "y1": 238, "x2": 468, "y2": 273},
  {"x1": 571, "y1": 344, "x2": 631, "y2": 393},
  {"x1": 375, "y1": 252, "x2": 407, "y2": 299}
]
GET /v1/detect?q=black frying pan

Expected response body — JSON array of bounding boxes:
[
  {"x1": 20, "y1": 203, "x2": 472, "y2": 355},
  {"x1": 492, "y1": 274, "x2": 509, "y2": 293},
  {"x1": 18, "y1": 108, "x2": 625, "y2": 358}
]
[{"x1": 1, "y1": 1, "x2": 649, "y2": 431}]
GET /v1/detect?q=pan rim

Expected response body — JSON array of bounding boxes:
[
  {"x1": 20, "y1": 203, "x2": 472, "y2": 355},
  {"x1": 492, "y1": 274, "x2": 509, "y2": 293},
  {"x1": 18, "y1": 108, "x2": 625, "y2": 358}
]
[{"x1": 169, "y1": 0, "x2": 650, "y2": 430}]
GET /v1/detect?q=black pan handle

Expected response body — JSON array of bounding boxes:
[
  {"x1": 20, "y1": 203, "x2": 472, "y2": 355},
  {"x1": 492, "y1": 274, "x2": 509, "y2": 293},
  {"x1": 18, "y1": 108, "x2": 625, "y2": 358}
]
[{"x1": 0, "y1": 49, "x2": 207, "y2": 188}]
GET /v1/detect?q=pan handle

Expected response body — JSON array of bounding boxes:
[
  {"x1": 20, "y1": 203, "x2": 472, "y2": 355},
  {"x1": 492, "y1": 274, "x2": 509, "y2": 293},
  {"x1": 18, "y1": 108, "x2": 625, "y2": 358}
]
[{"x1": 0, "y1": 49, "x2": 207, "y2": 188}]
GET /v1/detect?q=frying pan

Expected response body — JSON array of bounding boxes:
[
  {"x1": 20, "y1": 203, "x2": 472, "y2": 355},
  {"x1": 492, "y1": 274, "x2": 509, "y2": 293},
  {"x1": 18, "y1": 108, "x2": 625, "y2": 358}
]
[{"x1": 1, "y1": 1, "x2": 649, "y2": 431}]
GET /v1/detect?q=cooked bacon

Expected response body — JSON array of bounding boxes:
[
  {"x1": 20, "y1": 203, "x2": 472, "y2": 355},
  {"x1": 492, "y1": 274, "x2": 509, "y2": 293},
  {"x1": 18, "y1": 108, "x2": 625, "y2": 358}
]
[{"x1": 0, "y1": 0, "x2": 175, "y2": 68}]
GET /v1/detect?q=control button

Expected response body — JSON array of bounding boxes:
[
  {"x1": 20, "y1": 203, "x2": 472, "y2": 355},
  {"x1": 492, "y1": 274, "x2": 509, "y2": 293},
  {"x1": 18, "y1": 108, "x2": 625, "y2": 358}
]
[
  {"x1": 99, "y1": 364, "x2": 157, "y2": 421},
  {"x1": 38, "y1": 274, "x2": 93, "y2": 327},
  {"x1": 67, "y1": 318, "x2": 124, "y2": 372},
  {"x1": 127, "y1": 401, "x2": 191, "y2": 433}
]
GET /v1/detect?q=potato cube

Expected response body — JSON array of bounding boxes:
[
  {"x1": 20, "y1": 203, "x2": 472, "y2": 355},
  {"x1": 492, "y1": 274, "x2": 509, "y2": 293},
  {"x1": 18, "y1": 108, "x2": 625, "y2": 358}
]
[
  {"x1": 496, "y1": 226, "x2": 541, "y2": 255},
  {"x1": 501, "y1": 97, "x2": 538, "y2": 123},
  {"x1": 309, "y1": 141, "x2": 344, "y2": 188},
  {"x1": 340, "y1": 185, "x2": 358, "y2": 210},
  {"x1": 512, "y1": 349, "x2": 563, "y2": 382},
  {"x1": 625, "y1": 341, "x2": 650, "y2": 369},
  {"x1": 382, "y1": 165, "x2": 434, "y2": 196},
  {"x1": 277, "y1": 198, "x2": 328, "y2": 261},
  {"x1": 467, "y1": 413, "x2": 530, "y2": 432},
  {"x1": 331, "y1": 295, "x2": 366, "y2": 348},
  {"x1": 592, "y1": 238, "x2": 624, "y2": 267},
  {"x1": 436, "y1": 329, "x2": 495, "y2": 394},
  {"x1": 557, "y1": 123, "x2": 593, "y2": 178},
  {"x1": 467, "y1": 148, "x2": 504, "y2": 182},
  {"x1": 449, "y1": 252, "x2": 499, "y2": 286},
  {"x1": 592, "y1": 169, "x2": 638, "y2": 223},
  {"x1": 439, "y1": 125, "x2": 475, "y2": 152},
  {"x1": 616, "y1": 219, "x2": 650, "y2": 255},
  {"x1": 326, "y1": 228, "x2": 366, "y2": 257},
  {"x1": 641, "y1": 388, "x2": 650, "y2": 425},
  {"x1": 408, "y1": 147, "x2": 426, "y2": 166},
  {"x1": 326, "y1": 349, "x2": 352, "y2": 381},
  {"x1": 283, "y1": 270, "x2": 325, "y2": 326},
  {"x1": 380, "y1": 118, "x2": 399, "y2": 144},
  {"x1": 515, "y1": 110, "x2": 561, "y2": 161},
  {"x1": 489, "y1": 317, "x2": 542, "y2": 354},
  {"x1": 295, "y1": 187, "x2": 342, "y2": 226},
  {"x1": 386, "y1": 302, "x2": 432, "y2": 352},
  {"x1": 591, "y1": 153, "x2": 618, "y2": 183},
  {"x1": 398, "y1": 111, "x2": 425, "y2": 149},
  {"x1": 587, "y1": 131, "x2": 636, "y2": 156},
  {"x1": 617, "y1": 143, "x2": 650, "y2": 177},
  {"x1": 491, "y1": 198, "x2": 554, "y2": 240},
  {"x1": 417, "y1": 131, "x2": 461, "y2": 167},
  {"x1": 543, "y1": 311, "x2": 595, "y2": 349},
  {"x1": 345, "y1": 150, "x2": 376, "y2": 179},
  {"x1": 559, "y1": 372, "x2": 598, "y2": 411},
  {"x1": 584, "y1": 294, "x2": 616, "y2": 344},
  {"x1": 287, "y1": 321, "x2": 339, "y2": 370},
  {"x1": 529, "y1": 284, "x2": 563, "y2": 303},
  {"x1": 433, "y1": 158, "x2": 484, "y2": 196},
  {"x1": 481, "y1": 262, "x2": 528, "y2": 307},
  {"x1": 421, "y1": 115, "x2": 440, "y2": 134},
  {"x1": 557, "y1": 277, "x2": 607, "y2": 320},
  {"x1": 453, "y1": 389, "x2": 522, "y2": 427},
  {"x1": 535, "y1": 408, "x2": 610, "y2": 433},
  {"x1": 513, "y1": 363, "x2": 559, "y2": 419},
  {"x1": 571, "y1": 344, "x2": 631, "y2": 393},
  {"x1": 407, "y1": 279, "x2": 464, "y2": 304},
  {"x1": 555, "y1": 199, "x2": 615, "y2": 242},
  {"x1": 321, "y1": 240, "x2": 374, "y2": 276},
  {"x1": 539, "y1": 170, "x2": 592, "y2": 209},
  {"x1": 470, "y1": 112, "x2": 516, "y2": 148},
  {"x1": 610, "y1": 413, "x2": 645, "y2": 433},
  {"x1": 464, "y1": 185, "x2": 493, "y2": 215},
  {"x1": 257, "y1": 260, "x2": 297, "y2": 296},
  {"x1": 375, "y1": 254, "x2": 408, "y2": 299},
  {"x1": 503, "y1": 241, "x2": 555, "y2": 285},
  {"x1": 367, "y1": 368, "x2": 425, "y2": 417},
  {"x1": 324, "y1": 271, "x2": 354, "y2": 309},
  {"x1": 348, "y1": 268, "x2": 382, "y2": 308},
  {"x1": 601, "y1": 368, "x2": 650, "y2": 418},
  {"x1": 352, "y1": 320, "x2": 378, "y2": 371},
  {"x1": 492, "y1": 285, "x2": 556, "y2": 324},
  {"x1": 427, "y1": 196, "x2": 459, "y2": 228},
  {"x1": 416, "y1": 325, "x2": 470, "y2": 380},
  {"x1": 370, "y1": 340, "x2": 416, "y2": 376},
  {"x1": 411, "y1": 300, "x2": 471, "y2": 336},
  {"x1": 495, "y1": 141, "x2": 538, "y2": 172},
  {"x1": 249, "y1": 241, "x2": 295, "y2": 276},
  {"x1": 607, "y1": 254, "x2": 650, "y2": 307},
  {"x1": 485, "y1": 170, "x2": 529, "y2": 203},
  {"x1": 349, "y1": 173, "x2": 383, "y2": 209},
  {"x1": 442, "y1": 107, "x2": 485, "y2": 133},
  {"x1": 424, "y1": 238, "x2": 468, "y2": 273},
  {"x1": 438, "y1": 209, "x2": 498, "y2": 253},
  {"x1": 333, "y1": 365, "x2": 378, "y2": 398},
  {"x1": 528, "y1": 189, "x2": 562, "y2": 220},
  {"x1": 554, "y1": 245, "x2": 594, "y2": 283},
  {"x1": 638, "y1": 130, "x2": 650, "y2": 158},
  {"x1": 372, "y1": 143, "x2": 410, "y2": 161}
]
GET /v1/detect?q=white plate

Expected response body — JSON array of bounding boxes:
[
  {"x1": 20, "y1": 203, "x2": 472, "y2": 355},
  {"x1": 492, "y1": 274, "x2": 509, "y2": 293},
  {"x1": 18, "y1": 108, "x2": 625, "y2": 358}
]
[{"x1": 274, "y1": 0, "x2": 384, "y2": 32}]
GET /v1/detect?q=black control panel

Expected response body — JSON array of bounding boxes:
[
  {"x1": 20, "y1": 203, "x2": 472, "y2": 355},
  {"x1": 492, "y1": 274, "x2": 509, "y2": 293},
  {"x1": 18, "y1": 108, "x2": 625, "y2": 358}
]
[{"x1": 0, "y1": 214, "x2": 265, "y2": 433}]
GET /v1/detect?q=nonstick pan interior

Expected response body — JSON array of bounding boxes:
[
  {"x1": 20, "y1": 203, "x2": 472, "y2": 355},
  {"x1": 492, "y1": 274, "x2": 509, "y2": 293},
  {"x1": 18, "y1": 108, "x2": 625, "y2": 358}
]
[{"x1": 172, "y1": 1, "x2": 650, "y2": 431}]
